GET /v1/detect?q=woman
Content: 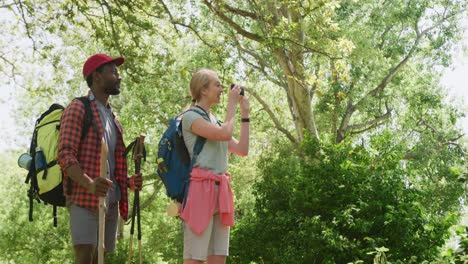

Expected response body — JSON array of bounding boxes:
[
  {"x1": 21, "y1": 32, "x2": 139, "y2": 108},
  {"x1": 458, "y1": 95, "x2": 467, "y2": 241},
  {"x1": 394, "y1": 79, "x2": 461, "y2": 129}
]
[{"x1": 180, "y1": 69, "x2": 250, "y2": 264}]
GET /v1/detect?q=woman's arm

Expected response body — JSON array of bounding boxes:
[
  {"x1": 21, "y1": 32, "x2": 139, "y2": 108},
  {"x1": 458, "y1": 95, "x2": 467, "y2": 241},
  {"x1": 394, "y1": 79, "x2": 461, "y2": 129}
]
[
  {"x1": 191, "y1": 85, "x2": 240, "y2": 141},
  {"x1": 228, "y1": 95, "x2": 250, "y2": 156}
]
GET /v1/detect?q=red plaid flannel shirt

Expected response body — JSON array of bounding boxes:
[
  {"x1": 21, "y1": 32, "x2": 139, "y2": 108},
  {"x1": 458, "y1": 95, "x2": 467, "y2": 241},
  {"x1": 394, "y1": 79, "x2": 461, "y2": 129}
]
[{"x1": 58, "y1": 93, "x2": 129, "y2": 220}]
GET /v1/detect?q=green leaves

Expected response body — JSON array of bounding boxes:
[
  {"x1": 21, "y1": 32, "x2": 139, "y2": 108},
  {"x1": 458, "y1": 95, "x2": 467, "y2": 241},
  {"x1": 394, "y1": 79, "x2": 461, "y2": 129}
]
[
  {"x1": 1, "y1": 1, "x2": 467, "y2": 263},
  {"x1": 232, "y1": 131, "x2": 465, "y2": 263}
]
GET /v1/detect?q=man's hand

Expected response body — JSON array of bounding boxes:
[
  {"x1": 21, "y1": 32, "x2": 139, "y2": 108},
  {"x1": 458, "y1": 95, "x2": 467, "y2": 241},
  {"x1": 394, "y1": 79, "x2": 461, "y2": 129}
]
[
  {"x1": 129, "y1": 173, "x2": 143, "y2": 191},
  {"x1": 88, "y1": 177, "x2": 113, "y2": 196}
]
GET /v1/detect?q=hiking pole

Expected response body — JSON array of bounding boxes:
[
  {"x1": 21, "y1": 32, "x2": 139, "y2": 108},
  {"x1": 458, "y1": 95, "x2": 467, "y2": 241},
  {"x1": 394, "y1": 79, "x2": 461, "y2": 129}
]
[
  {"x1": 127, "y1": 134, "x2": 145, "y2": 264},
  {"x1": 137, "y1": 190, "x2": 142, "y2": 264},
  {"x1": 99, "y1": 138, "x2": 108, "y2": 264}
]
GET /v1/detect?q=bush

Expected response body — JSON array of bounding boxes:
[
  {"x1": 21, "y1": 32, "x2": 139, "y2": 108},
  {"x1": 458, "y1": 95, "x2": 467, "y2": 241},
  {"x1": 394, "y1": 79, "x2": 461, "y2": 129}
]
[{"x1": 230, "y1": 132, "x2": 464, "y2": 263}]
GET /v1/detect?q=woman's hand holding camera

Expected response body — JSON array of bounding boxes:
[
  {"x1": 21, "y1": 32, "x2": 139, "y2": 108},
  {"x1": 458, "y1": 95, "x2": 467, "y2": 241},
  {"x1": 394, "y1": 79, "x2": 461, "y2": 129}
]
[
  {"x1": 228, "y1": 84, "x2": 242, "y2": 103},
  {"x1": 230, "y1": 83, "x2": 249, "y2": 114}
]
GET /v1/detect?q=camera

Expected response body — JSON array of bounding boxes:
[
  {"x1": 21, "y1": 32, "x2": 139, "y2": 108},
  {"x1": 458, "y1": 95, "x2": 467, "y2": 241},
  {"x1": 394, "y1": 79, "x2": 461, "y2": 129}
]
[{"x1": 230, "y1": 84, "x2": 245, "y2": 96}]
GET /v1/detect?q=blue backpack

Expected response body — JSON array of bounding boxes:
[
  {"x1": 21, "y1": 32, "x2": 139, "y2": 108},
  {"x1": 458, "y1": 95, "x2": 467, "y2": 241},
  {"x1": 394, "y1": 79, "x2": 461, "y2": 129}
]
[{"x1": 157, "y1": 107, "x2": 214, "y2": 203}]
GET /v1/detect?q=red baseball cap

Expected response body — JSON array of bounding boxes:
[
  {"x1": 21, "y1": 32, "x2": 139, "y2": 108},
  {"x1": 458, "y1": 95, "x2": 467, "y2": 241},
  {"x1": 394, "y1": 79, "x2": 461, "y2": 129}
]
[{"x1": 82, "y1": 53, "x2": 124, "y2": 78}]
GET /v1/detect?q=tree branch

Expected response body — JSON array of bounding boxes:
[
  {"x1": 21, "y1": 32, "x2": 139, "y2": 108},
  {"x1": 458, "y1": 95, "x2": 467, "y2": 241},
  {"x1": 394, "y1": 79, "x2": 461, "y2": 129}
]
[
  {"x1": 446, "y1": 133, "x2": 465, "y2": 143},
  {"x1": 100, "y1": 0, "x2": 124, "y2": 55},
  {"x1": 157, "y1": 0, "x2": 182, "y2": 35},
  {"x1": 337, "y1": 10, "x2": 451, "y2": 142},
  {"x1": 15, "y1": 0, "x2": 39, "y2": 53},
  {"x1": 443, "y1": 141, "x2": 467, "y2": 157},
  {"x1": 0, "y1": 53, "x2": 18, "y2": 78},
  {"x1": 372, "y1": 36, "x2": 420, "y2": 97},
  {"x1": 234, "y1": 39, "x2": 285, "y2": 87},
  {"x1": 0, "y1": 2, "x2": 17, "y2": 9},
  {"x1": 418, "y1": 6, "x2": 458, "y2": 36},
  {"x1": 415, "y1": 117, "x2": 467, "y2": 157},
  {"x1": 247, "y1": 87, "x2": 299, "y2": 148},
  {"x1": 113, "y1": 0, "x2": 140, "y2": 47},
  {"x1": 203, "y1": 0, "x2": 263, "y2": 42},
  {"x1": 351, "y1": 8, "x2": 457, "y2": 114},
  {"x1": 222, "y1": 2, "x2": 257, "y2": 19},
  {"x1": 348, "y1": 109, "x2": 392, "y2": 135},
  {"x1": 239, "y1": 55, "x2": 283, "y2": 87},
  {"x1": 270, "y1": 36, "x2": 340, "y2": 59},
  {"x1": 172, "y1": 21, "x2": 214, "y2": 48},
  {"x1": 377, "y1": 25, "x2": 393, "y2": 49}
]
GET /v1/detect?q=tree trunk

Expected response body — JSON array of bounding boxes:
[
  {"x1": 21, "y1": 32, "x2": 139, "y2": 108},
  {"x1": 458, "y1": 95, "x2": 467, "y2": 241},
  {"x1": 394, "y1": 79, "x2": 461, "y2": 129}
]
[
  {"x1": 273, "y1": 50, "x2": 319, "y2": 141},
  {"x1": 269, "y1": 3, "x2": 319, "y2": 141}
]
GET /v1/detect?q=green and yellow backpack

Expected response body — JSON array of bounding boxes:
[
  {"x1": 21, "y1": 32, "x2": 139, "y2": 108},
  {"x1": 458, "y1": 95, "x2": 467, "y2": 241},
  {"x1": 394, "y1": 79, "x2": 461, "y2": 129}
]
[{"x1": 24, "y1": 97, "x2": 93, "y2": 226}]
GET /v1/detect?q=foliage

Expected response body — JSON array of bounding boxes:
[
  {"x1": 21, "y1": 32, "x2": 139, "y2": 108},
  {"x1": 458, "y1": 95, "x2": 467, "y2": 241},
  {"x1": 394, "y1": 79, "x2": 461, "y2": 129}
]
[
  {"x1": 5, "y1": 0, "x2": 466, "y2": 146},
  {"x1": 435, "y1": 224, "x2": 468, "y2": 264},
  {"x1": 0, "y1": 151, "x2": 74, "y2": 263},
  {"x1": 165, "y1": 0, "x2": 467, "y2": 144},
  {"x1": 230, "y1": 132, "x2": 465, "y2": 263},
  {"x1": 0, "y1": 0, "x2": 467, "y2": 263},
  {"x1": 0, "y1": 152, "x2": 183, "y2": 263}
]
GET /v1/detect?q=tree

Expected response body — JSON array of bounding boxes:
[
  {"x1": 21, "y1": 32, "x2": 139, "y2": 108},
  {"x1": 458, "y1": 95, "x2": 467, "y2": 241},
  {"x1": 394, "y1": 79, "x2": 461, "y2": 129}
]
[
  {"x1": 159, "y1": 0, "x2": 467, "y2": 145},
  {"x1": 1, "y1": 0, "x2": 466, "y2": 263},
  {"x1": 230, "y1": 132, "x2": 465, "y2": 263},
  {"x1": 5, "y1": 0, "x2": 466, "y2": 144}
]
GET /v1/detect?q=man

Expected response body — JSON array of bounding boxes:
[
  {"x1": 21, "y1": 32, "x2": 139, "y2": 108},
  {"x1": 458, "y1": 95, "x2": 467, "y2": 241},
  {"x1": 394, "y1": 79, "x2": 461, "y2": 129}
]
[{"x1": 58, "y1": 53, "x2": 143, "y2": 263}]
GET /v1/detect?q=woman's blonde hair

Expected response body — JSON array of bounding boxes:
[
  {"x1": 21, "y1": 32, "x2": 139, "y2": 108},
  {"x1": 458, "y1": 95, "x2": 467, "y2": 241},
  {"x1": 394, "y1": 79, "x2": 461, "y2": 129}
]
[{"x1": 190, "y1": 69, "x2": 217, "y2": 103}]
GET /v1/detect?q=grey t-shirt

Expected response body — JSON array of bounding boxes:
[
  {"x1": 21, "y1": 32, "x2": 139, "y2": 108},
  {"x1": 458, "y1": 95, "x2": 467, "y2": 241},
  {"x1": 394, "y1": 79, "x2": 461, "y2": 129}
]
[
  {"x1": 181, "y1": 108, "x2": 228, "y2": 174},
  {"x1": 95, "y1": 97, "x2": 120, "y2": 204}
]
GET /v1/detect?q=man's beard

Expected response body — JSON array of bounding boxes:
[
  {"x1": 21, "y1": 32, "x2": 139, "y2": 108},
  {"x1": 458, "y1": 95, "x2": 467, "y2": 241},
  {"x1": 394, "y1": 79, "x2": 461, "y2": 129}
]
[{"x1": 104, "y1": 81, "x2": 120, "y2": 95}]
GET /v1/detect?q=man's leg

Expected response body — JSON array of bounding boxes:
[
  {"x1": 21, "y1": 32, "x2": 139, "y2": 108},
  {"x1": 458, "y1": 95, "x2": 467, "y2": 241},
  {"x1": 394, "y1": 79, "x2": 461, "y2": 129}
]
[
  {"x1": 74, "y1": 244, "x2": 96, "y2": 264},
  {"x1": 70, "y1": 205, "x2": 99, "y2": 263}
]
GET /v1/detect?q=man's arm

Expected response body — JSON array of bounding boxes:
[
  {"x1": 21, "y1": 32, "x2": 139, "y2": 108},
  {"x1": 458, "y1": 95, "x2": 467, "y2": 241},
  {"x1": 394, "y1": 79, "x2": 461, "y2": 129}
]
[
  {"x1": 65, "y1": 164, "x2": 111, "y2": 196},
  {"x1": 58, "y1": 100, "x2": 111, "y2": 196}
]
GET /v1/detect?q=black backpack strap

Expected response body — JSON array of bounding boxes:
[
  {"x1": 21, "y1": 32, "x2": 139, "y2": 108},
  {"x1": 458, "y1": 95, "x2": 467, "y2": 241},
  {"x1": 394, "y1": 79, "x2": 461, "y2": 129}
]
[
  {"x1": 53, "y1": 205, "x2": 58, "y2": 227},
  {"x1": 75, "y1": 97, "x2": 94, "y2": 140},
  {"x1": 189, "y1": 106, "x2": 222, "y2": 126},
  {"x1": 191, "y1": 106, "x2": 210, "y2": 121},
  {"x1": 28, "y1": 186, "x2": 34, "y2": 222},
  {"x1": 184, "y1": 107, "x2": 210, "y2": 158}
]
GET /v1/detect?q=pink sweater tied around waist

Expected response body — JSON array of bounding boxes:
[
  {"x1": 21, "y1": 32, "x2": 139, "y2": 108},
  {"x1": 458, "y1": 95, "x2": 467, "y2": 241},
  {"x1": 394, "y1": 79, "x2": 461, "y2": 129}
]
[{"x1": 180, "y1": 167, "x2": 235, "y2": 235}]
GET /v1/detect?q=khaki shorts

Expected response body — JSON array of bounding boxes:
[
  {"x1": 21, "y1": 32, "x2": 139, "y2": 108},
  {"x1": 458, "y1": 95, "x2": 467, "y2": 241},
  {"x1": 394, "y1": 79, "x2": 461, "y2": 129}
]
[{"x1": 183, "y1": 214, "x2": 230, "y2": 261}]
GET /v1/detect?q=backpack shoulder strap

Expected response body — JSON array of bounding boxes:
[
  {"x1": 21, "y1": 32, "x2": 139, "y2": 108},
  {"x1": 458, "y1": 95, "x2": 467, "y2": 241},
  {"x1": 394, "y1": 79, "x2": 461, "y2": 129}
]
[
  {"x1": 74, "y1": 97, "x2": 95, "y2": 140},
  {"x1": 186, "y1": 107, "x2": 210, "y2": 122},
  {"x1": 183, "y1": 106, "x2": 221, "y2": 164}
]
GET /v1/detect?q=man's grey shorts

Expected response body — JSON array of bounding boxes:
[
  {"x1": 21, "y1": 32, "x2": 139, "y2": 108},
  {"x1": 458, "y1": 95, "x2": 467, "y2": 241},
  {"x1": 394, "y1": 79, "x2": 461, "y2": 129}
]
[{"x1": 69, "y1": 202, "x2": 119, "y2": 252}]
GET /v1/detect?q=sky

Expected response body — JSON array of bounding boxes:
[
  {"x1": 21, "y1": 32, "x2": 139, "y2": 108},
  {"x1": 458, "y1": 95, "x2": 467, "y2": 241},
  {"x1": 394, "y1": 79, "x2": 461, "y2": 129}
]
[
  {"x1": 0, "y1": 11, "x2": 467, "y2": 153},
  {"x1": 439, "y1": 14, "x2": 468, "y2": 134}
]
